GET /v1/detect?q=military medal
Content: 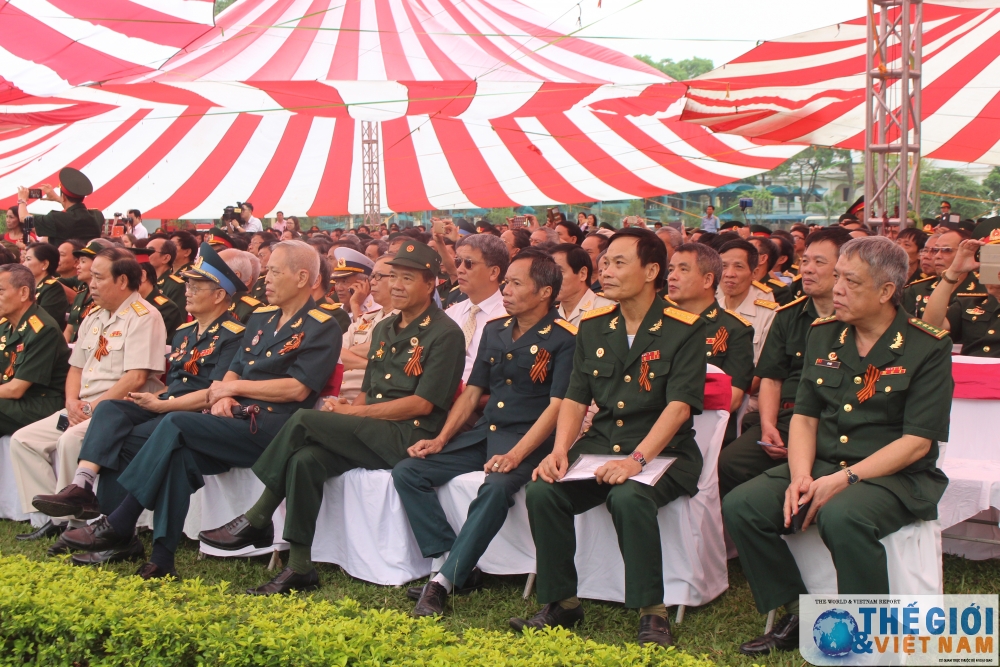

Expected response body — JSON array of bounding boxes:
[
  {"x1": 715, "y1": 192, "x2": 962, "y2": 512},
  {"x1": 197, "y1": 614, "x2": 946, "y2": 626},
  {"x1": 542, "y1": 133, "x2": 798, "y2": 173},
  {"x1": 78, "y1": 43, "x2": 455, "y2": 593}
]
[
  {"x1": 857, "y1": 364, "x2": 880, "y2": 403},
  {"x1": 639, "y1": 350, "x2": 660, "y2": 391},
  {"x1": 530, "y1": 345, "x2": 538, "y2": 354},
  {"x1": 279, "y1": 332, "x2": 305, "y2": 355},
  {"x1": 410, "y1": 337, "x2": 419, "y2": 346},
  {"x1": 596, "y1": 347, "x2": 604, "y2": 358},
  {"x1": 252, "y1": 330, "x2": 262, "y2": 346},
  {"x1": 711, "y1": 326, "x2": 728, "y2": 355},
  {"x1": 967, "y1": 307, "x2": 986, "y2": 316},
  {"x1": 881, "y1": 366, "x2": 906, "y2": 375},
  {"x1": 404, "y1": 345, "x2": 424, "y2": 376},
  {"x1": 94, "y1": 335, "x2": 110, "y2": 361},
  {"x1": 375, "y1": 341, "x2": 386, "y2": 359},
  {"x1": 529, "y1": 347, "x2": 551, "y2": 383}
]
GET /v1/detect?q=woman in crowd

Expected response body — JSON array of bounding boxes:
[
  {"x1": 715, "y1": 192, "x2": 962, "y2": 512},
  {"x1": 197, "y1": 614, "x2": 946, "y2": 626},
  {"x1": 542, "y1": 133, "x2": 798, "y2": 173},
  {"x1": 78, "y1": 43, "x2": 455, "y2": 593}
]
[
  {"x1": 4, "y1": 206, "x2": 36, "y2": 248},
  {"x1": 23, "y1": 242, "x2": 68, "y2": 324}
]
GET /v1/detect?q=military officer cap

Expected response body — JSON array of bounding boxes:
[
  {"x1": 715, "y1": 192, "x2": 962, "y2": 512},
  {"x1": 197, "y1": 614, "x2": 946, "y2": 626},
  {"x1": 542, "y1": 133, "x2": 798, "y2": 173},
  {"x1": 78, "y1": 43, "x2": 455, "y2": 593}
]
[
  {"x1": 204, "y1": 230, "x2": 234, "y2": 248},
  {"x1": 73, "y1": 239, "x2": 110, "y2": 258},
  {"x1": 475, "y1": 221, "x2": 499, "y2": 236},
  {"x1": 128, "y1": 247, "x2": 153, "y2": 258},
  {"x1": 387, "y1": 239, "x2": 442, "y2": 275},
  {"x1": 972, "y1": 217, "x2": 1000, "y2": 244},
  {"x1": 58, "y1": 167, "x2": 93, "y2": 198},
  {"x1": 386, "y1": 232, "x2": 405, "y2": 243},
  {"x1": 750, "y1": 224, "x2": 772, "y2": 237},
  {"x1": 456, "y1": 219, "x2": 477, "y2": 237},
  {"x1": 720, "y1": 220, "x2": 745, "y2": 230},
  {"x1": 331, "y1": 247, "x2": 374, "y2": 278},
  {"x1": 180, "y1": 242, "x2": 247, "y2": 295}
]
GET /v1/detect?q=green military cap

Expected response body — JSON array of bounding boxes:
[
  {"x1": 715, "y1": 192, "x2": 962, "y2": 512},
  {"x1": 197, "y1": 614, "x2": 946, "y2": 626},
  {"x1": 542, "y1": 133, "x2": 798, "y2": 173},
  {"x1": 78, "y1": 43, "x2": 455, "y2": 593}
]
[
  {"x1": 387, "y1": 239, "x2": 441, "y2": 275},
  {"x1": 128, "y1": 247, "x2": 152, "y2": 258},
  {"x1": 58, "y1": 167, "x2": 93, "y2": 198},
  {"x1": 750, "y1": 224, "x2": 772, "y2": 236},
  {"x1": 972, "y1": 217, "x2": 1000, "y2": 244},
  {"x1": 181, "y1": 242, "x2": 247, "y2": 295},
  {"x1": 720, "y1": 220, "x2": 745, "y2": 230},
  {"x1": 73, "y1": 240, "x2": 107, "y2": 258}
]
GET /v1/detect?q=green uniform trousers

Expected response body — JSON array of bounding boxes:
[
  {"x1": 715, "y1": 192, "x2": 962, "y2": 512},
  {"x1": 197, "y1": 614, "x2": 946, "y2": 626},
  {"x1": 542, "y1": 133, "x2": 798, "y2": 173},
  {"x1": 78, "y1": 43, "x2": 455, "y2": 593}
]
[
  {"x1": 524, "y1": 473, "x2": 685, "y2": 609},
  {"x1": 392, "y1": 440, "x2": 542, "y2": 589},
  {"x1": 252, "y1": 410, "x2": 409, "y2": 547},
  {"x1": 718, "y1": 409, "x2": 792, "y2": 498},
  {"x1": 723, "y1": 461, "x2": 917, "y2": 613},
  {"x1": 0, "y1": 395, "x2": 65, "y2": 437}
]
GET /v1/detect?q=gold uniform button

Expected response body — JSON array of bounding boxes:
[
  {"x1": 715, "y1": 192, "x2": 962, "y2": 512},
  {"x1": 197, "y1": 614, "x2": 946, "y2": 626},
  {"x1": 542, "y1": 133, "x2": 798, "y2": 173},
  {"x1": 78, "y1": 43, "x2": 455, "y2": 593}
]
[
  {"x1": 413, "y1": 420, "x2": 420, "y2": 427},
  {"x1": 182, "y1": 377, "x2": 188, "y2": 382},
  {"x1": 840, "y1": 461, "x2": 847, "y2": 467},
  {"x1": 267, "y1": 406, "x2": 273, "y2": 412},
  {"x1": 266, "y1": 351, "x2": 271, "y2": 357},
  {"x1": 507, "y1": 353, "x2": 513, "y2": 360},
  {"x1": 616, "y1": 419, "x2": 623, "y2": 427},
  {"x1": 844, "y1": 404, "x2": 852, "y2": 412},
  {"x1": 612, "y1": 444, "x2": 621, "y2": 453},
  {"x1": 248, "y1": 360, "x2": 254, "y2": 365},
  {"x1": 84, "y1": 383, "x2": 89, "y2": 388},
  {"x1": 854, "y1": 377, "x2": 862, "y2": 385},
  {"x1": 497, "y1": 401, "x2": 504, "y2": 408},
  {"x1": 624, "y1": 375, "x2": 631, "y2": 383},
  {"x1": 884, "y1": 386, "x2": 891, "y2": 393},
  {"x1": 795, "y1": 352, "x2": 802, "y2": 357},
  {"x1": 840, "y1": 435, "x2": 848, "y2": 443},
  {"x1": 649, "y1": 372, "x2": 655, "y2": 379},
  {"x1": 985, "y1": 346, "x2": 992, "y2": 352},
  {"x1": 245, "y1": 347, "x2": 250, "y2": 352},
  {"x1": 506, "y1": 379, "x2": 512, "y2": 385},
  {"x1": 706, "y1": 351, "x2": 712, "y2": 357},
  {"x1": 385, "y1": 373, "x2": 391, "y2": 379},
  {"x1": 376, "y1": 393, "x2": 382, "y2": 399},
  {"x1": 490, "y1": 425, "x2": 497, "y2": 431},
  {"x1": 816, "y1": 378, "x2": 823, "y2": 385},
  {"x1": 593, "y1": 370, "x2": 599, "y2": 376},
  {"x1": 989, "y1": 330, "x2": 995, "y2": 335},
  {"x1": 617, "y1": 401, "x2": 625, "y2": 409},
  {"x1": 391, "y1": 347, "x2": 396, "y2": 353}
]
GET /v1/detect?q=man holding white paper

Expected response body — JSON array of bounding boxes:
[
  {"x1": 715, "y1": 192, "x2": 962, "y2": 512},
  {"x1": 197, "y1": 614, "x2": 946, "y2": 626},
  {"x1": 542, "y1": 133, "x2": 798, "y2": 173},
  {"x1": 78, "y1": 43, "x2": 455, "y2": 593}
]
[{"x1": 510, "y1": 228, "x2": 707, "y2": 648}]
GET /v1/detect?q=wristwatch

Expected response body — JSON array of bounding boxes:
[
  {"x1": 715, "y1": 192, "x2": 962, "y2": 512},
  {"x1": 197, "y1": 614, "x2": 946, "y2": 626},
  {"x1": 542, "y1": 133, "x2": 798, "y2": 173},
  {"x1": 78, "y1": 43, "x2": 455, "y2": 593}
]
[
  {"x1": 845, "y1": 467, "x2": 859, "y2": 485},
  {"x1": 630, "y1": 451, "x2": 647, "y2": 469}
]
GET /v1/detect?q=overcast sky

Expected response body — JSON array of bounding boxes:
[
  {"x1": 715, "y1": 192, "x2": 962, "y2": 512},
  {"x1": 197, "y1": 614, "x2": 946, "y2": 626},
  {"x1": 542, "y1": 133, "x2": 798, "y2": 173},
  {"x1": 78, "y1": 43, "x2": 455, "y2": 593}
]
[{"x1": 531, "y1": 0, "x2": 863, "y2": 69}]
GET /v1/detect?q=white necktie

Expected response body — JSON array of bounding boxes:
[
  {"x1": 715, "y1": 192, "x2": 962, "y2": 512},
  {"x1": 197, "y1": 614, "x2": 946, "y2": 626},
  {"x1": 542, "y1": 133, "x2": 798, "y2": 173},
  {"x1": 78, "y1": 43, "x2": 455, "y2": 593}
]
[{"x1": 463, "y1": 304, "x2": 481, "y2": 349}]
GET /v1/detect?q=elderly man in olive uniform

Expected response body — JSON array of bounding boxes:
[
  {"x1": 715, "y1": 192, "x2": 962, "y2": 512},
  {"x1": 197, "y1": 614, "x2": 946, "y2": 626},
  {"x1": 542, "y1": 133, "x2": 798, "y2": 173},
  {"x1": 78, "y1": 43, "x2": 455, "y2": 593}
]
[
  {"x1": 148, "y1": 238, "x2": 188, "y2": 313},
  {"x1": 133, "y1": 260, "x2": 184, "y2": 341},
  {"x1": 718, "y1": 227, "x2": 852, "y2": 498},
  {"x1": 59, "y1": 241, "x2": 341, "y2": 580},
  {"x1": 10, "y1": 248, "x2": 166, "y2": 542},
  {"x1": 511, "y1": 228, "x2": 707, "y2": 648},
  {"x1": 31, "y1": 243, "x2": 248, "y2": 565},
  {"x1": 394, "y1": 248, "x2": 577, "y2": 617},
  {"x1": 16, "y1": 168, "x2": 102, "y2": 247},
  {"x1": 904, "y1": 229, "x2": 983, "y2": 319},
  {"x1": 199, "y1": 241, "x2": 465, "y2": 596},
  {"x1": 218, "y1": 248, "x2": 264, "y2": 322},
  {"x1": 64, "y1": 240, "x2": 113, "y2": 343},
  {"x1": 724, "y1": 237, "x2": 952, "y2": 656},
  {"x1": 0, "y1": 264, "x2": 71, "y2": 436}
]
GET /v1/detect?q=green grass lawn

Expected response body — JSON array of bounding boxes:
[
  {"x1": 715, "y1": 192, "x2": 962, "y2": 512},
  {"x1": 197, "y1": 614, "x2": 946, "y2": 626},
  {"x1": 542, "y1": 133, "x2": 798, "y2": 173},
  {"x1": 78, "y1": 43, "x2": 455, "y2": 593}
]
[{"x1": 1, "y1": 518, "x2": 998, "y2": 666}]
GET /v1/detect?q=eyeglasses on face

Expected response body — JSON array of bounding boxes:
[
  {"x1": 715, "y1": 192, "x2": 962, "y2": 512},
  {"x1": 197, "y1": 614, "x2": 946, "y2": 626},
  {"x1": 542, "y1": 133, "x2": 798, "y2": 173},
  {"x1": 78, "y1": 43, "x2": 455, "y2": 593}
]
[
  {"x1": 454, "y1": 257, "x2": 481, "y2": 270},
  {"x1": 927, "y1": 247, "x2": 956, "y2": 256}
]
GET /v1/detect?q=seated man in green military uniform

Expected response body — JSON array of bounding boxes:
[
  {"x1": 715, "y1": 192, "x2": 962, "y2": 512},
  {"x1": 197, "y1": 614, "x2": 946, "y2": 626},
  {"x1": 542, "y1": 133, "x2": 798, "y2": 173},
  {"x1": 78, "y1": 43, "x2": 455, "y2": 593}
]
[
  {"x1": 393, "y1": 248, "x2": 577, "y2": 617},
  {"x1": 511, "y1": 228, "x2": 707, "y2": 648},
  {"x1": 199, "y1": 241, "x2": 466, "y2": 596},
  {"x1": 903, "y1": 229, "x2": 982, "y2": 319},
  {"x1": 719, "y1": 227, "x2": 852, "y2": 498},
  {"x1": 724, "y1": 236, "x2": 951, "y2": 656},
  {"x1": 0, "y1": 264, "x2": 71, "y2": 436}
]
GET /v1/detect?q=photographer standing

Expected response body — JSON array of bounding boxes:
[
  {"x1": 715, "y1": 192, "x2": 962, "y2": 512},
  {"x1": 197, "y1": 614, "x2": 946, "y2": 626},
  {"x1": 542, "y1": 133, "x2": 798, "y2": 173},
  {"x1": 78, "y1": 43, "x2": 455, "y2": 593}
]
[
  {"x1": 228, "y1": 203, "x2": 262, "y2": 234},
  {"x1": 17, "y1": 168, "x2": 102, "y2": 247},
  {"x1": 127, "y1": 210, "x2": 148, "y2": 240}
]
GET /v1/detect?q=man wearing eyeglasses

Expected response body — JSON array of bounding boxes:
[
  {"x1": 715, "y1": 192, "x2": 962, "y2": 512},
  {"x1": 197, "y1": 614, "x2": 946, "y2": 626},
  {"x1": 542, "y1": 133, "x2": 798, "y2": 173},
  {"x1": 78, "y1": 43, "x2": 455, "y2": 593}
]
[
  {"x1": 445, "y1": 235, "x2": 509, "y2": 384},
  {"x1": 147, "y1": 238, "x2": 187, "y2": 313},
  {"x1": 338, "y1": 255, "x2": 394, "y2": 403},
  {"x1": 902, "y1": 230, "x2": 983, "y2": 319}
]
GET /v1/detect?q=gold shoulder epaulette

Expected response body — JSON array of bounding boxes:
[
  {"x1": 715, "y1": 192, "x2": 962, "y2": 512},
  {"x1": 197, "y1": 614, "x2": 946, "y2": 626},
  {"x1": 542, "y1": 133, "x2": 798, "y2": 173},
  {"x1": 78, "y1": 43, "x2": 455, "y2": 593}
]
[
  {"x1": 554, "y1": 318, "x2": 578, "y2": 335},
  {"x1": 957, "y1": 293, "x2": 987, "y2": 298},
  {"x1": 320, "y1": 302, "x2": 343, "y2": 311},
  {"x1": 28, "y1": 314, "x2": 44, "y2": 333},
  {"x1": 131, "y1": 301, "x2": 149, "y2": 317},
  {"x1": 176, "y1": 320, "x2": 197, "y2": 330},
  {"x1": 309, "y1": 308, "x2": 332, "y2": 323},
  {"x1": 221, "y1": 320, "x2": 246, "y2": 334},
  {"x1": 725, "y1": 310, "x2": 752, "y2": 327},
  {"x1": 752, "y1": 280, "x2": 773, "y2": 293},
  {"x1": 664, "y1": 307, "x2": 699, "y2": 325},
  {"x1": 776, "y1": 296, "x2": 807, "y2": 312},
  {"x1": 908, "y1": 275, "x2": 936, "y2": 286},
  {"x1": 768, "y1": 278, "x2": 786, "y2": 288},
  {"x1": 449, "y1": 284, "x2": 460, "y2": 292},
  {"x1": 595, "y1": 291, "x2": 606, "y2": 297},
  {"x1": 254, "y1": 305, "x2": 280, "y2": 313},
  {"x1": 909, "y1": 317, "x2": 948, "y2": 339},
  {"x1": 153, "y1": 295, "x2": 170, "y2": 306},
  {"x1": 168, "y1": 274, "x2": 185, "y2": 284},
  {"x1": 812, "y1": 315, "x2": 838, "y2": 326},
  {"x1": 44, "y1": 277, "x2": 58, "y2": 285},
  {"x1": 580, "y1": 304, "x2": 617, "y2": 321},
  {"x1": 0, "y1": 317, "x2": 7, "y2": 325},
  {"x1": 754, "y1": 299, "x2": 778, "y2": 310},
  {"x1": 240, "y1": 295, "x2": 261, "y2": 307}
]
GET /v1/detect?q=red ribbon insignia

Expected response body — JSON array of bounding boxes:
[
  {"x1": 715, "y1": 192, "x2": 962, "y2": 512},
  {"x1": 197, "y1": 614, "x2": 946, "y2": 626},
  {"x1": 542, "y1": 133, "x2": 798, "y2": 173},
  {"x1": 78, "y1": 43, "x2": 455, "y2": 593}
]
[
  {"x1": 856, "y1": 364, "x2": 881, "y2": 403},
  {"x1": 4, "y1": 352, "x2": 16, "y2": 379},
  {"x1": 279, "y1": 333, "x2": 304, "y2": 356},
  {"x1": 94, "y1": 335, "x2": 109, "y2": 361},
  {"x1": 639, "y1": 350, "x2": 660, "y2": 392},
  {"x1": 404, "y1": 345, "x2": 424, "y2": 376},
  {"x1": 711, "y1": 326, "x2": 729, "y2": 355},
  {"x1": 529, "y1": 348, "x2": 551, "y2": 383}
]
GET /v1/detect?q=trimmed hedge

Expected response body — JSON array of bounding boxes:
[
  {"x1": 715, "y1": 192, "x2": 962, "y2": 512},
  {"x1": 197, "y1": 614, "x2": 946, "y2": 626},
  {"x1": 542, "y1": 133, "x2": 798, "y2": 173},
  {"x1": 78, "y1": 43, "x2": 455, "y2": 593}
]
[{"x1": 0, "y1": 555, "x2": 714, "y2": 666}]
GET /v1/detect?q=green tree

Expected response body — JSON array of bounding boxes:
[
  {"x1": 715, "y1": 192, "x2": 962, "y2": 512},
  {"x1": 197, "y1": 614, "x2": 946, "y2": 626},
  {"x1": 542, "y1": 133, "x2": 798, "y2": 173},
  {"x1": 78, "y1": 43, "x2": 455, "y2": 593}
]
[
  {"x1": 920, "y1": 167, "x2": 989, "y2": 220},
  {"x1": 740, "y1": 188, "x2": 774, "y2": 224},
  {"x1": 215, "y1": 0, "x2": 237, "y2": 14},
  {"x1": 484, "y1": 207, "x2": 514, "y2": 227},
  {"x1": 634, "y1": 55, "x2": 714, "y2": 81},
  {"x1": 625, "y1": 199, "x2": 645, "y2": 217},
  {"x1": 984, "y1": 166, "x2": 1000, "y2": 204},
  {"x1": 807, "y1": 193, "x2": 843, "y2": 224}
]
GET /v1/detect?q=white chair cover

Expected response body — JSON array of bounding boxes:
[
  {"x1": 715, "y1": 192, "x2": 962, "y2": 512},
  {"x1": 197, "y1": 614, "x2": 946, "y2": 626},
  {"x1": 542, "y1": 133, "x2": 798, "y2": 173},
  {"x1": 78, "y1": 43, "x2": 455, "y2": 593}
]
[{"x1": 0, "y1": 436, "x2": 29, "y2": 522}]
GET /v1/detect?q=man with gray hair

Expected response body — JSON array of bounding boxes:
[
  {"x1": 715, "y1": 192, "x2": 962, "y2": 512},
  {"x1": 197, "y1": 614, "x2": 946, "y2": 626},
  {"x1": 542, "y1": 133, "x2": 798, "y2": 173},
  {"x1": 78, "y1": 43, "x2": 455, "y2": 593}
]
[
  {"x1": 219, "y1": 248, "x2": 264, "y2": 322},
  {"x1": 655, "y1": 226, "x2": 682, "y2": 260},
  {"x1": 530, "y1": 226, "x2": 560, "y2": 247},
  {"x1": 446, "y1": 233, "x2": 509, "y2": 383},
  {"x1": 724, "y1": 236, "x2": 953, "y2": 657}
]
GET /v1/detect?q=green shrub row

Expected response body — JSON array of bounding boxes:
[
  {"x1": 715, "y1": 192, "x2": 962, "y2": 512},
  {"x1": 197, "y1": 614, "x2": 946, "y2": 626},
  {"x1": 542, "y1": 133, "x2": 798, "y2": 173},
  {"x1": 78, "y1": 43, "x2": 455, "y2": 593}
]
[{"x1": 0, "y1": 555, "x2": 713, "y2": 666}]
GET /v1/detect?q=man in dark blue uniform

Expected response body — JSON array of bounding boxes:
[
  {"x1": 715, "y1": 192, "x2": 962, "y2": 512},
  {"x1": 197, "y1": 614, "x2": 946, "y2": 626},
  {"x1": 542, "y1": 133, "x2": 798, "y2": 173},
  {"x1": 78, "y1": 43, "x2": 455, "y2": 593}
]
[
  {"x1": 393, "y1": 248, "x2": 577, "y2": 616},
  {"x1": 57, "y1": 241, "x2": 341, "y2": 579}
]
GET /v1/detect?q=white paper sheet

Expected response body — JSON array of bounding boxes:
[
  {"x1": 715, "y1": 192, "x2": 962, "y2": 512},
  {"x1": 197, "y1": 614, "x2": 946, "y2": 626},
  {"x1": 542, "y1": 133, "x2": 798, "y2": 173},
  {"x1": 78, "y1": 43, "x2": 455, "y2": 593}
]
[{"x1": 559, "y1": 454, "x2": 676, "y2": 486}]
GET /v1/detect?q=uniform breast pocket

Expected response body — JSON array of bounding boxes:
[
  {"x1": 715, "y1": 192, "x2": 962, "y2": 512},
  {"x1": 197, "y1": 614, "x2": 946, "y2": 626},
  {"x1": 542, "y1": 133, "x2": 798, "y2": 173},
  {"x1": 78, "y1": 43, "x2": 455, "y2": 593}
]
[
  {"x1": 103, "y1": 337, "x2": 126, "y2": 375},
  {"x1": 637, "y1": 359, "x2": 671, "y2": 406},
  {"x1": 516, "y1": 353, "x2": 550, "y2": 395},
  {"x1": 866, "y1": 374, "x2": 911, "y2": 424},
  {"x1": 802, "y1": 366, "x2": 844, "y2": 407},
  {"x1": 586, "y1": 359, "x2": 616, "y2": 406}
]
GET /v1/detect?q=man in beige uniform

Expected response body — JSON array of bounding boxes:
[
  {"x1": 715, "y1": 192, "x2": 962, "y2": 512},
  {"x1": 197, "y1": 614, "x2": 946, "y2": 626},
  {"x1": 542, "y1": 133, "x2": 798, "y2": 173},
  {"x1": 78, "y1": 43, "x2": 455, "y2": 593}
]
[
  {"x1": 717, "y1": 238, "x2": 777, "y2": 363},
  {"x1": 338, "y1": 255, "x2": 393, "y2": 403},
  {"x1": 10, "y1": 248, "x2": 165, "y2": 537},
  {"x1": 552, "y1": 243, "x2": 613, "y2": 327}
]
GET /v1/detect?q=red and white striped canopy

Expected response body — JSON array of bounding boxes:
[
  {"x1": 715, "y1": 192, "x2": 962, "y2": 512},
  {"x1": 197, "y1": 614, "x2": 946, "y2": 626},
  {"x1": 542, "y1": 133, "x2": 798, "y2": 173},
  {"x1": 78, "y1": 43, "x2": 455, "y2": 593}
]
[
  {"x1": 681, "y1": 1, "x2": 1000, "y2": 165},
  {"x1": 0, "y1": 0, "x2": 802, "y2": 217}
]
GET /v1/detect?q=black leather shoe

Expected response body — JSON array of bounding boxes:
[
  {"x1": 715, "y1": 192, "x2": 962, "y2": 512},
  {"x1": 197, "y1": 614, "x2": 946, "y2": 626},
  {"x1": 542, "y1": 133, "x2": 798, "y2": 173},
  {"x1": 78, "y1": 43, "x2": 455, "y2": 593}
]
[
  {"x1": 15, "y1": 520, "x2": 64, "y2": 541},
  {"x1": 136, "y1": 562, "x2": 180, "y2": 581},
  {"x1": 32, "y1": 484, "x2": 101, "y2": 520},
  {"x1": 247, "y1": 567, "x2": 319, "y2": 595},
  {"x1": 739, "y1": 614, "x2": 800, "y2": 656},
  {"x1": 510, "y1": 602, "x2": 585, "y2": 632},
  {"x1": 71, "y1": 537, "x2": 145, "y2": 566},
  {"x1": 62, "y1": 517, "x2": 131, "y2": 552},
  {"x1": 199, "y1": 515, "x2": 274, "y2": 551},
  {"x1": 413, "y1": 581, "x2": 449, "y2": 617},
  {"x1": 637, "y1": 614, "x2": 673, "y2": 647},
  {"x1": 407, "y1": 566, "x2": 484, "y2": 601},
  {"x1": 47, "y1": 535, "x2": 74, "y2": 556}
]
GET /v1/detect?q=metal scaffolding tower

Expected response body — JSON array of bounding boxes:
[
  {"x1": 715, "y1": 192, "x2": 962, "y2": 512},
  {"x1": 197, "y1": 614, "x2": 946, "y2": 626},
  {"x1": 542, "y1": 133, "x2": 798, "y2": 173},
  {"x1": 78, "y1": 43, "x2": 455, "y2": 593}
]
[
  {"x1": 864, "y1": 0, "x2": 923, "y2": 229},
  {"x1": 361, "y1": 121, "x2": 381, "y2": 228}
]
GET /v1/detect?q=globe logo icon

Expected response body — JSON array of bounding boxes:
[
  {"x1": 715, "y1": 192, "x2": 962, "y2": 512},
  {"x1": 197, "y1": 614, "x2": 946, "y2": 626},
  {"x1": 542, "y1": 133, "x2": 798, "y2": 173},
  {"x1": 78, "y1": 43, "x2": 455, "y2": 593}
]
[{"x1": 813, "y1": 609, "x2": 859, "y2": 657}]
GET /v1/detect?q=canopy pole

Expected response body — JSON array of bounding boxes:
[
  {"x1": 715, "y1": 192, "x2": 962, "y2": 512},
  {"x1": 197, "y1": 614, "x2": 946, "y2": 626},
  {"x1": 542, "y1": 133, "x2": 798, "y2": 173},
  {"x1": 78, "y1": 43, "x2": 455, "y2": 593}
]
[
  {"x1": 864, "y1": 0, "x2": 922, "y2": 230},
  {"x1": 362, "y1": 121, "x2": 381, "y2": 228}
]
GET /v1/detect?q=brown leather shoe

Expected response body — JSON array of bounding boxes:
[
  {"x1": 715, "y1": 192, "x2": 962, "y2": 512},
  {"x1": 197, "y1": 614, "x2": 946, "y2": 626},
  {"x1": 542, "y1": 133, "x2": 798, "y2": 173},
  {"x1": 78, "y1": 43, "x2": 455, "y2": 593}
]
[
  {"x1": 509, "y1": 602, "x2": 584, "y2": 632},
  {"x1": 32, "y1": 484, "x2": 100, "y2": 520},
  {"x1": 61, "y1": 517, "x2": 131, "y2": 552},
  {"x1": 739, "y1": 614, "x2": 800, "y2": 656},
  {"x1": 15, "y1": 520, "x2": 64, "y2": 541},
  {"x1": 47, "y1": 535, "x2": 74, "y2": 556},
  {"x1": 71, "y1": 537, "x2": 145, "y2": 566},
  {"x1": 637, "y1": 614, "x2": 673, "y2": 647},
  {"x1": 407, "y1": 567, "x2": 484, "y2": 601},
  {"x1": 413, "y1": 581, "x2": 449, "y2": 617},
  {"x1": 136, "y1": 562, "x2": 180, "y2": 580},
  {"x1": 247, "y1": 567, "x2": 319, "y2": 595},
  {"x1": 199, "y1": 514, "x2": 274, "y2": 551}
]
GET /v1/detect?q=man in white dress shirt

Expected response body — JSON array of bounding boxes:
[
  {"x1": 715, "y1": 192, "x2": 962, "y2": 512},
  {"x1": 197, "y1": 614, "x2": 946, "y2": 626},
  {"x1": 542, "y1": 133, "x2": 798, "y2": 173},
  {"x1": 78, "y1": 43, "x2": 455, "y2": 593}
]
[
  {"x1": 445, "y1": 234, "x2": 509, "y2": 384},
  {"x1": 551, "y1": 243, "x2": 613, "y2": 327}
]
